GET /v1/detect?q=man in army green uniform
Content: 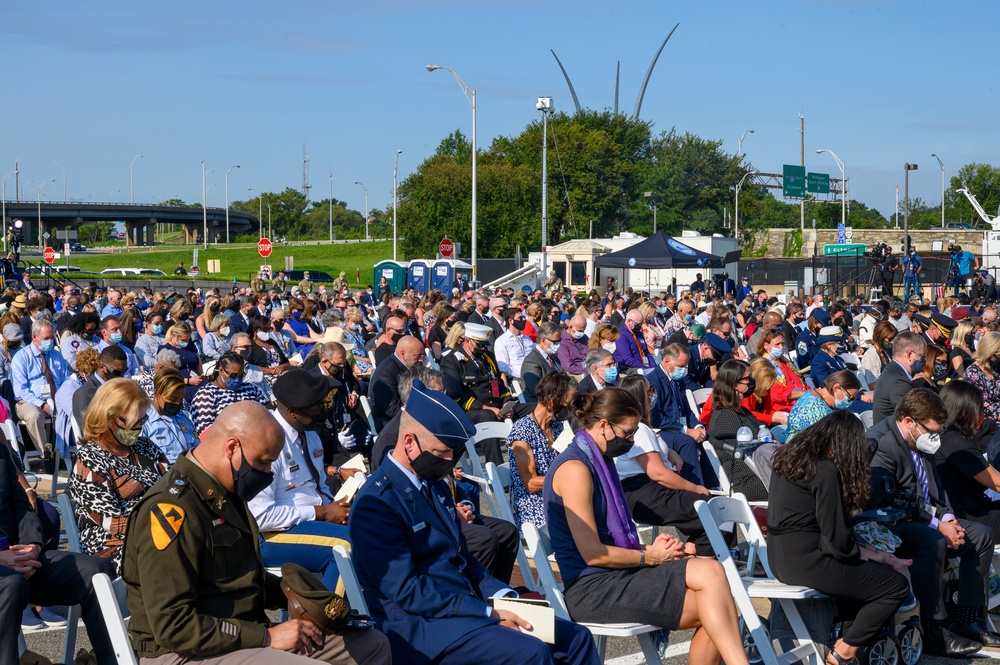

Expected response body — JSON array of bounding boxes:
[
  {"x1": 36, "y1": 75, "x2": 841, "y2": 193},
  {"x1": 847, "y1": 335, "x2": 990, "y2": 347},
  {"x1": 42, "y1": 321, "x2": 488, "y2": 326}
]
[
  {"x1": 122, "y1": 401, "x2": 390, "y2": 665},
  {"x1": 331, "y1": 272, "x2": 348, "y2": 294},
  {"x1": 299, "y1": 272, "x2": 315, "y2": 296},
  {"x1": 543, "y1": 269, "x2": 563, "y2": 295},
  {"x1": 250, "y1": 272, "x2": 265, "y2": 295},
  {"x1": 273, "y1": 271, "x2": 288, "y2": 295}
]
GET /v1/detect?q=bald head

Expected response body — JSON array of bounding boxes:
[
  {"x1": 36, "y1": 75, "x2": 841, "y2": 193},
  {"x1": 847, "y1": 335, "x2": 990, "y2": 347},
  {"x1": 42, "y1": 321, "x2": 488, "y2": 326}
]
[
  {"x1": 764, "y1": 311, "x2": 782, "y2": 328},
  {"x1": 396, "y1": 335, "x2": 425, "y2": 368},
  {"x1": 384, "y1": 316, "x2": 405, "y2": 344},
  {"x1": 626, "y1": 310, "x2": 643, "y2": 326},
  {"x1": 570, "y1": 314, "x2": 587, "y2": 333},
  {"x1": 193, "y1": 402, "x2": 284, "y2": 494}
]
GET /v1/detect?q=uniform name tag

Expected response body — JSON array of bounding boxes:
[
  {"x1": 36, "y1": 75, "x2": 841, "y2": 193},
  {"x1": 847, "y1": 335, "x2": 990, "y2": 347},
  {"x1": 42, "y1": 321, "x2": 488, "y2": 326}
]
[{"x1": 413, "y1": 522, "x2": 426, "y2": 532}]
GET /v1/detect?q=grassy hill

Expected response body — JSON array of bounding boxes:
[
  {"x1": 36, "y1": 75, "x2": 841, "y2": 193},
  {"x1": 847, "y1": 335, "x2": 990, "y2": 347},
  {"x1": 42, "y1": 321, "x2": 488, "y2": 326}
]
[{"x1": 34, "y1": 240, "x2": 394, "y2": 285}]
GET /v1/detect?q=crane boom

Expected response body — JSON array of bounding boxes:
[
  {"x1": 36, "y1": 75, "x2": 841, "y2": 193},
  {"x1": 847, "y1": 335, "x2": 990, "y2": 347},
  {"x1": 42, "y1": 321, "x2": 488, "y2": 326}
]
[{"x1": 957, "y1": 187, "x2": 1000, "y2": 230}]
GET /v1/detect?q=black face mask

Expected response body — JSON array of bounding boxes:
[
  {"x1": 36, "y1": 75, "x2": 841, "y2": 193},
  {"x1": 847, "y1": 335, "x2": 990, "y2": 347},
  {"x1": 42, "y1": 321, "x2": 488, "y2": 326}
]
[
  {"x1": 604, "y1": 433, "x2": 634, "y2": 458},
  {"x1": 160, "y1": 401, "x2": 182, "y2": 417},
  {"x1": 472, "y1": 343, "x2": 487, "y2": 357},
  {"x1": 743, "y1": 377, "x2": 757, "y2": 395},
  {"x1": 390, "y1": 331, "x2": 404, "y2": 343},
  {"x1": 408, "y1": 436, "x2": 453, "y2": 482},
  {"x1": 555, "y1": 405, "x2": 572, "y2": 422},
  {"x1": 230, "y1": 446, "x2": 274, "y2": 502},
  {"x1": 297, "y1": 406, "x2": 326, "y2": 431},
  {"x1": 512, "y1": 319, "x2": 527, "y2": 331}
]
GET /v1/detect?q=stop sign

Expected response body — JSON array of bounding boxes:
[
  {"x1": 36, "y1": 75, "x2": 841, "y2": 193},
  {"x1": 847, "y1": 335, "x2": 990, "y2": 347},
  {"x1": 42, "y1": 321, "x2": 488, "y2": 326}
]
[
  {"x1": 258, "y1": 238, "x2": 273, "y2": 258},
  {"x1": 439, "y1": 238, "x2": 454, "y2": 258},
  {"x1": 43, "y1": 247, "x2": 55, "y2": 264}
]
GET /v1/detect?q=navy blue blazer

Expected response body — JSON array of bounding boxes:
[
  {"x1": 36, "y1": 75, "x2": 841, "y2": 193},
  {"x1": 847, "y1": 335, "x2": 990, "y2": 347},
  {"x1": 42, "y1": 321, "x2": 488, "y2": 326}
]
[
  {"x1": 349, "y1": 457, "x2": 507, "y2": 665},
  {"x1": 686, "y1": 343, "x2": 713, "y2": 388},
  {"x1": 647, "y1": 365, "x2": 698, "y2": 432}
]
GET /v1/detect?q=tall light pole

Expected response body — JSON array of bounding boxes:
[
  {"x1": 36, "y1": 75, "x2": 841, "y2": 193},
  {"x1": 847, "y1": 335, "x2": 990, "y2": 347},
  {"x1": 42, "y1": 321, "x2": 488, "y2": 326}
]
[
  {"x1": 130, "y1": 154, "x2": 143, "y2": 204},
  {"x1": 738, "y1": 129, "x2": 755, "y2": 157},
  {"x1": 267, "y1": 203, "x2": 272, "y2": 241},
  {"x1": 354, "y1": 181, "x2": 369, "y2": 241},
  {"x1": 329, "y1": 173, "x2": 334, "y2": 243},
  {"x1": 1, "y1": 172, "x2": 13, "y2": 252},
  {"x1": 393, "y1": 150, "x2": 402, "y2": 261},
  {"x1": 904, "y1": 163, "x2": 918, "y2": 253},
  {"x1": 734, "y1": 171, "x2": 757, "y2": 242},
  {"x1": 46, "y1": 160, "x2": 66, "y2": 202},
  {"x1": 248, "y1": 188, "x2": 263, "y2": 238},
  {"x1": 426, "y1": 64, "x2": 477, "y2": 280},
  {"x1": 816, "y1": 149, "x2": 846, "y2": 229},
  {"x1": 931, "y1": 153, "x2": 945, "y2": 227},
  {"x1": 644, "y1": 191, "x2": 658, "y2": 233},
  {"x1": 201, "y1": 161, "x2": 213, "y2": 248},
  {"x1": 225, "y1": 164, "x2": 240, "y2": 243},
  {"x1": 537, "y1": 96, "x2": 553, "y2": 284},
  {"x1": 37, "y1": 179, "x2": 54, "y2": 248},
  {"x1": 107, "y1": 188, "x2": 119, "y2": 203}
]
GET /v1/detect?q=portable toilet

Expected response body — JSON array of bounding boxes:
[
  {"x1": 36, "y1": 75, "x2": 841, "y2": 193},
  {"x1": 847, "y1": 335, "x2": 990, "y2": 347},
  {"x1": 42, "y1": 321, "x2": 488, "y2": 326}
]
[
  {"x1": 373, "y1": 260, "x2": 410, "y2": 296},
  {"x1": 407, "y1": 260, "x2": 431, "y2": 295},
  {"x1": 431, "y1": 259, "x2": 473, "y2": 293}
]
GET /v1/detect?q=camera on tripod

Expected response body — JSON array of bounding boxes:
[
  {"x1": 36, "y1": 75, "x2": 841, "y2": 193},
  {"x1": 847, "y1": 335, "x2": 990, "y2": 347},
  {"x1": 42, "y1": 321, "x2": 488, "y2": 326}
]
[
  {"x1": 864, "y1": 242, "x2": 889, "y2": 264},
  {"x1": 947, "y1": 243, "x2": 959, "y2": 255}
]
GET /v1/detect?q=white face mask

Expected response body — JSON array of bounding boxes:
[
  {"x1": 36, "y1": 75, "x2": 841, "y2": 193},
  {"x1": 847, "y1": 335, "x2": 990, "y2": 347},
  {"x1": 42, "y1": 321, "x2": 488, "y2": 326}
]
[
  {"x1": 220, "y1": 327, "x2": 230, "y2": 337},
  {"x1": 256, "y1": 331, "x2": 271, "y2": 342},
  {"x1": 911, "y1": 423, "x2": 941, "y2": 455},
  {"x1": 603, "y1": 342, "x2": 617, "y2": 353}
]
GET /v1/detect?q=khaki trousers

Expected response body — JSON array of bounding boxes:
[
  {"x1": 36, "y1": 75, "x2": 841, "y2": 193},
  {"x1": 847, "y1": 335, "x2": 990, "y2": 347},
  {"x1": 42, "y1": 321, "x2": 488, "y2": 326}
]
[{"x1": 15, "y1": 400, "x2": 49, "y2": 455}]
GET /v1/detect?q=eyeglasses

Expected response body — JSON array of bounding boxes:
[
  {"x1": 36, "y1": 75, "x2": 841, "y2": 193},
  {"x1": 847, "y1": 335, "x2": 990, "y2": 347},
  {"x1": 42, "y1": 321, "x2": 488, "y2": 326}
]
[
  {"x1": 914, "y1": 419, "x2": 944, "y2": 436},
  {"x1": 608, "y1": 421, "x2": 638, "y2": 442},
  {"x1": 388, "y1": 327, "x2": 405, "y2": 334},
  {"x1": 473, "y1": 340, "x2": 490, "y2": 349},
  {"x1": 102, "y1": 363, "x2": 126, "y2": 379},
  {"x1": 233, "y1": 345, "x2": 251, "y2": 351}
]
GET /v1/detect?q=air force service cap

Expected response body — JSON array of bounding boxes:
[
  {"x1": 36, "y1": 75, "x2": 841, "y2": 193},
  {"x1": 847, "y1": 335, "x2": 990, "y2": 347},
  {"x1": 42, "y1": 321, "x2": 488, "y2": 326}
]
[{"x1": 404, "y1": 379, "x2": 476, "y2": 449}]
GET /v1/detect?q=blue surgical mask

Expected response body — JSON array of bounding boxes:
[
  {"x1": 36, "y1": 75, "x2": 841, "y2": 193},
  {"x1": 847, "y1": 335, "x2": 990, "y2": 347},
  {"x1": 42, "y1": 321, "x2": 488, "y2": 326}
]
[
  {"x1": 657, "y1": 307, "x2": 667, "y2": 315},
  {"x1": 769, "y1": 347, "x2": 785, "y2": 359},
  {"x1": 39, "y1": 339, "x2": 54, "y2": 353},
  {"x1": 225, "y1": 376, "x2": 244, "y2": 391},
  {"x1": 292, "y1": 311, "x2": 302, "y2": 319},
  {"x1": 684, "y1": 314, "x2": 694, "y2": 323},
  {"x1": 603, "y1": 366, "x2": 618, "y2": 383},
  {"x1": 669, "y1": 366, "x2": 688, "y2": 381},
  {"x1": 152, "y1": 324, "x2": 163, "y2": 335},
  {"x1": 835, "y1": 395, "x2": 853, "y2": 410},
  {"x1": 110, "y1": 333, "x2": 123, "y2": 344}
]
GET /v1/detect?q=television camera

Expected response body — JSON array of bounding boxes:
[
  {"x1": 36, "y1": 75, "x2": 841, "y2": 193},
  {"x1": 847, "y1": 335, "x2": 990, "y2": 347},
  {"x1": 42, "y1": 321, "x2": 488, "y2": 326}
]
[{"x1": 864, "y1": 242, "x2": 890, "y2": 264}]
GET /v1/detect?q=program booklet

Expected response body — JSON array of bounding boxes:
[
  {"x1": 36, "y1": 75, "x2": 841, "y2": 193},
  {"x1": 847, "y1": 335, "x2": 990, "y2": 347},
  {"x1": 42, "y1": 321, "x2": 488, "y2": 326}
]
[{"x1": 491, "y1": 597, "x2": 555, "y2": 644}]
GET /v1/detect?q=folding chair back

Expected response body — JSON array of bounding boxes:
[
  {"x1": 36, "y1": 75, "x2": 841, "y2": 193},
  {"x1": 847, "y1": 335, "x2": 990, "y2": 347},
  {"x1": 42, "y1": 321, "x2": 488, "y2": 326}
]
[
  {"x1": 332, "y1": 545, "x2": 371, "y2": 615},
  {"x1": 424, "y1": 347, "x2": 440, "y2": 371},
  {"x1": 358, "y1": 396, "x2": 379, "y2": 436},
  {"x1": 701, "y1": 441, "x2": 731, "y2": 494},
  {"x1": 57, "y1": 493, "x2": 82, "y2": 554},
  {"x1": 484, "y1": 462, "x2": 516, "y2": 524},
  {"x1": 460, "y1": 420, "x2": 513, "y2": 482},
  {"x1": 92, "y1": 573, "x2": 139, "y2": 665}
]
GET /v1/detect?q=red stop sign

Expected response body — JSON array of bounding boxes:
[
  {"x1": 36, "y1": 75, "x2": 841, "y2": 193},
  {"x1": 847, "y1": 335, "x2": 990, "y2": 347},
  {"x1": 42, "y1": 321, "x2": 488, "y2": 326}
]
[
  {"x1": 43, "y1": 247, "x2": 55, "y2": 264},
  {"x1": 258, "y1": 238, "x2": 273, "y2": 258},
  {"x1": 439, "y1": 238, "x2": 454, "y2": 258}
]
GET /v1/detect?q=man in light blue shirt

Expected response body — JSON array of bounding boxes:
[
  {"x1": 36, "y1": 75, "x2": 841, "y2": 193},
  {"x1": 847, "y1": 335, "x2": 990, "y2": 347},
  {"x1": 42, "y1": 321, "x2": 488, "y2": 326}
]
[
  {"x1": 11, "y1": 319, "x2": 68, "y2": 456},
  {"x1": 95, "y1": 315, "x2": 140, "y2": 377},
  {"x1": 100, "y1": 288, "x2": 123, "y2": 319}
]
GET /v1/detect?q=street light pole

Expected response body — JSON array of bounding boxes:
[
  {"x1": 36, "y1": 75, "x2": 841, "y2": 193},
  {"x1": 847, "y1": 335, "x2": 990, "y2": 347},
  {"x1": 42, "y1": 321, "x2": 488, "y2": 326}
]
[
  {"x1": 644, "y1": 192, "x2": 658, "y2": 233},
  {"x1": 738, "y1": 129, "x2": 755, "y2": 157},
  {"x1": 1, "y1": 172, "x2": 13, "y2": 252},
  {"x1": 107, "y1": 188, "x2": 119, "y2": 203},
  {"x1": 267, "y1": 203, "x2": 272, "y2": 241},
  {"x1": 426, "y1": 64, "x2": 477, "y2": 280},
  {"x1": 46, "y1": 161, "x2": 66, "y2": 203},
  {"x1": 537, "y1": 97, "x2": 553, "y2": 285},
  {"x1": 202, "y1": 161, "x2": 207, "y2": 249},
  {"x1": 734, "y1": 171, "x2": 757, "y2": 242},
  {"x1": 816, "y1": 149, "x2": 847, "y2": 229},
  {"x1": 225, "y1": 164, "x2": 240, "y2": 243},
  {"x1": 931, "y1": 153, "x2": 945, "y2": 227},
  {"x1": 354, "y1": 181, "x2": 369, "y2": 241},
  {"x1": 130, "y1": 154, "x2": 143, "y2": 204},
  {"x1": 393, "y1": 150, "x2": 402, "y2": 261},
  {"x1": 904, "y1": 163, "x2": 919, "y2": 254},
  {"x1": 329, "y1": 173, "x2": 334, "y2": 243}
]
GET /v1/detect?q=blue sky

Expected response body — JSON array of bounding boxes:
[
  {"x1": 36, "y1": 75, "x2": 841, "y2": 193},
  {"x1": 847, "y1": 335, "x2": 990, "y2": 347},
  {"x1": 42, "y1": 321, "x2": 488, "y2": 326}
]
[{"x1": 1, "y1": 0, "x2": 997, "y2": 224}]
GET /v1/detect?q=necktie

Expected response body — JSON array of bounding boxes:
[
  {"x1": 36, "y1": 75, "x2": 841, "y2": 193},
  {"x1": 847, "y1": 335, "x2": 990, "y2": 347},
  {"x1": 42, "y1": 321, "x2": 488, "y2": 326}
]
[
  {"x1": 546, "y1": 354, "x2": 554, "y2": 369},
  {"x1": 39, "y1": 352, "x2": 57, "y2": 403},
  {"x1": 299, "y1": 433, "x2": 334, "y2": 502},
  {"x1": 909, "y1": 449, "x2": 932, "y2": 507}
]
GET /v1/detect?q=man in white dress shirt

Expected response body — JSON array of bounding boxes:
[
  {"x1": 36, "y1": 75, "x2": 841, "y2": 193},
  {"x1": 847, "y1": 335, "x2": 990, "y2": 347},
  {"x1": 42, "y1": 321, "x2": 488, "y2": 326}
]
[{"x1": 493, "y1": 308, "x2": 533, "y2": 379}]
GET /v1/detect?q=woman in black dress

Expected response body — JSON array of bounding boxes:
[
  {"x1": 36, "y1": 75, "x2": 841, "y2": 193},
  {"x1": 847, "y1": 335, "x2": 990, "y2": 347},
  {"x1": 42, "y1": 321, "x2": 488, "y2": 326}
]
[
  {"x1": 707, "y1": 359, "x2": 767, "y2": 500},
  {"x1": 768, "y1": 411, "x2": 909, "y2": 665},
  {"x1": 935, "y1": 381, "x2": 1000, "y2": 540},
  {"x1": 911, "y1": 344, "x2": 947, "y2": 393}
]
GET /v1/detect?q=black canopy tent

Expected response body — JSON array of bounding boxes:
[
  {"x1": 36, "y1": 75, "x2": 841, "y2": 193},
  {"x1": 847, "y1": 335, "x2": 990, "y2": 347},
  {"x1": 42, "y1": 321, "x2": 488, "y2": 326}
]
[{"x1": 593, "y1": 231, "x2": 733, "y2": 294}]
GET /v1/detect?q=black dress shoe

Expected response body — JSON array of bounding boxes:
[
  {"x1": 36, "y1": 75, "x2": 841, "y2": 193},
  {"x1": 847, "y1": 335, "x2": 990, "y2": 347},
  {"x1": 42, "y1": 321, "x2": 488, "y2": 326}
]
[
  {"x1": 950, "y1": 621, "x2": 1000, "y2": 648},
  {"x1": 925, "y1": 628, "x2": 982, "y2": 657}
]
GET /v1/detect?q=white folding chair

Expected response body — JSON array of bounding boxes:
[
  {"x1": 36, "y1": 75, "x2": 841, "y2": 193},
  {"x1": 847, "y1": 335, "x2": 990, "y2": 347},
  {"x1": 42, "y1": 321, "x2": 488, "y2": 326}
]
[
  {"x1": 332, "y1": 545, "x2": 370, "y2": 615},
  {"x1": 460, "y1": 420, "x2": 513, "y2": 483},
  {"x1": 358, "y1": 396, "x2": 379, "y2": 436},
  {"x1": 694, "y1": 494, "x2": 826, "y2": 665},
  {"x1": 92, "y1": 572, "x2": 139, "y2": 665},
  {"x1": 55, "y1": 493, "x2": 83, "y2": 663},
  {"x1": 367, "y1": 350, "x2": 377, "y2": 369},
  {"x1": 701, "y1": 441, "x2": 731, "y2": 495},
  {"x1": 424, "y1": 347, "x2": 440, "y2": 371},
  {"x1": 485, "y1": 461, "x2": 537, "y2": 591},
  {"x1": 509, "y1": 377, "x2": 527, "y2": 404},
  {"x1": 522, "y1": 522, "x2": 664, "y2": 664}
]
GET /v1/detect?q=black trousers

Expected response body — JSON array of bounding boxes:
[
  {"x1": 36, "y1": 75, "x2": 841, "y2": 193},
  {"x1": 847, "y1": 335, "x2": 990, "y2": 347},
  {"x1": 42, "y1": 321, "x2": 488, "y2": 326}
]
[
  {"x1": 0, "y1": 550, "x2": 116, "y2": 665},
  {"x1": 888, "y1": 519, "x2": 994, "y2": 621},
  {"x1": 461, "y1": 515, "x2": 519, "y2": 585},
  {"x1": 962, "y1": 506, "x2": 1000, "y2": 544},
  {"x1": 621, "y1": 475, "x2": 713, "y2": 556}
]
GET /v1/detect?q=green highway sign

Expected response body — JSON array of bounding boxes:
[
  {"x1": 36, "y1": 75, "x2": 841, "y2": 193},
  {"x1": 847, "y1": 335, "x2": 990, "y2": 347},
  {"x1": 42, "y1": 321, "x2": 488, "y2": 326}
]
[
  {"x1": 807, "y1": 172, "x2": 830, "y2": 194},
  {"x1": 783, "y1": 164, "x2": 806, "y2": 198},
  {"x1": 823, "y1": 243, "x2": 865, "y2": 256}
]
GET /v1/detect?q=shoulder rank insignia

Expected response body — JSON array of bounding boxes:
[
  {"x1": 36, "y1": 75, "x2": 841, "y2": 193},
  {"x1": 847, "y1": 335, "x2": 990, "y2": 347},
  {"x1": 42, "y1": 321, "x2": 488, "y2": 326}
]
[{"x1": 150, "y1": 503, "x2": 186, "y2": 551}]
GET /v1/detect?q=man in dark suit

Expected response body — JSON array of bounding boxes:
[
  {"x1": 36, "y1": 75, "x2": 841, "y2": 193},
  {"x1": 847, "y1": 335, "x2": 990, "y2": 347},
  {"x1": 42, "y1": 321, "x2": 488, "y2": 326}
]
[
  {"x1": 71, "y1": 345, "x2": 128, "y2": 430},
  {"x1": 869, "y1": 389, "x2": 995, "y2": 656},
  {"x1": 466, "y1": 296, "x2": 491, "y2": 327},
  {"x1": 577, "y1": 348, "x2": 617, "y2": 395},
  {"x1": 453, "y1": 274, "x2": 471, "y2": 294},
  {"x1": 520, "y1": 322, "x2": 562, "y2": 401},
  {"x1": 872, "y1": 331, "x2": 925, "y2": 423},
  {"x1": 0, "y1": 443, "x2": 116, "y2": 665},
  {"x1": 368, "y1": 336, "x2": 424, "y2": 431},
  {"x1": 686, "y1": 333, "x2": 728, "y2": 388},
  {"x1": 487, "y1": 297, "x2": 507, "y2": 340},
  {"x1": 646, "y1": 344, "x2": 707, "y2": 486},
  {"x1": 349, "y1": 380, "x2": 600, "y2": 665},
  {"x1": 227, "y1": 296, "x2": 256, "y2": 336}
]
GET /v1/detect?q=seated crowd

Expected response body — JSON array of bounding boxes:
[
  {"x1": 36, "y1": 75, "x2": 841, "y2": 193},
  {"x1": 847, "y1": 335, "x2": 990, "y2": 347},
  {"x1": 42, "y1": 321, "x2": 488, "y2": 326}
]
[{"x1": 5, "y1": 273, "x2": 1000, "y2": 665}]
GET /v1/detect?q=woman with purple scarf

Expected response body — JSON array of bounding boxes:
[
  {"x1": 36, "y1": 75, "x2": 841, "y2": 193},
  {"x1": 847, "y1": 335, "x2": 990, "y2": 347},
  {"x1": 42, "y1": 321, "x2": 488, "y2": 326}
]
[{"x1": 543, "y1": 388, "x2": 749, "y2": 665}]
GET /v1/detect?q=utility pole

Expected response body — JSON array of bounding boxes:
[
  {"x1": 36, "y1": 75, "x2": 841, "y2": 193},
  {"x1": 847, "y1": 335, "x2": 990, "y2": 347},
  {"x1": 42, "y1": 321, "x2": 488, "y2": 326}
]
[
  {"x1": 799, "y1": 114, "x2": 805, "y2": 232},
  {"x1": 301, "y1": 145, "x2": 312, "y2": 201}
]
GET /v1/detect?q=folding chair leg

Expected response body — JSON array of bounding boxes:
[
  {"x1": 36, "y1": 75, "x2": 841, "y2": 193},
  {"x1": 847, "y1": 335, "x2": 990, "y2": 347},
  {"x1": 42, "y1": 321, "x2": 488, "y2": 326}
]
[
  {"x1": 515, "y1": 548, "x2": 536, "y2": 592},
  {"x1": 777, "y1": 599, "x2": 825, "y2": 665},
  {"x1": 637, "y1": 632, "x2": 665, "y2": 665},
  {"x1": 62, "y1": 604, "x2": 80, "y2": 665},
  {"x1": 593, "y1": 635, "x2": 607, "y2": 661},
  {"x1": 50, "y1": 446, "x2": 61, "y2": 496}
]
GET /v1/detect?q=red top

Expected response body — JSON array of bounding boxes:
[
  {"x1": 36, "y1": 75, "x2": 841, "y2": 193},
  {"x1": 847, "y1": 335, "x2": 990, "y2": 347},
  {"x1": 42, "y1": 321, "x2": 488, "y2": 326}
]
[
  {"x1": 698, "y1": 392, "x2": 780, "y2": 427},
  {"x1": 768, "y1": 359, "x2": 807, "y2": 411}
]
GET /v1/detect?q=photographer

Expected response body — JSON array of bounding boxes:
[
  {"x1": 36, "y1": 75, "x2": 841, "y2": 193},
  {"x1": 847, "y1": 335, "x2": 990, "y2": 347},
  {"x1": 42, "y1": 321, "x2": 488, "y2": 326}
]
[
  {"x1": 880, "y1": 247, "x2": 899, "y2": 297},
  {"x1": 902, "y1": 247, "x2": 922, "y2": 303},
  {"x1": 867, "y1": 243, "x2": 888, "y2": 293},
  {"x1": 973, "y1": 269, "x2": 996, "y2": 302},
  {"x1": 949, "y1": 244, "x2": 980, "y2": 297},
  {"x1": 868, "y1": 389, "x2": 997, "y2": 656}
]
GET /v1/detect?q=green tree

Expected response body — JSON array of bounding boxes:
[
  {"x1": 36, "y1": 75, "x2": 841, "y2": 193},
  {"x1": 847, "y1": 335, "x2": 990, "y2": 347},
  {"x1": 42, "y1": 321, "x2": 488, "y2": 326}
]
[
  {"x1": 78, "y1": 222, "x2": 114, "y2": 246},
  {"x1": 946, "y1": 163, "x2": 1000, "y2": 227}
]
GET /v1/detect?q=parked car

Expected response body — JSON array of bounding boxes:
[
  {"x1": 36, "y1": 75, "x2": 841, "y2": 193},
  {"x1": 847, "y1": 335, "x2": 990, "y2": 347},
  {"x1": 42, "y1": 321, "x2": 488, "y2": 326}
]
[
  {"x1": 28, "y1": 265, "x2": 82, "y2": 274},
  {"x1": 68, "y1": 242, "x2": 87, "y2": 252},
  {"x1": 99, "y1": 268, "x2": 166, "y2": 277},
  {"x1": 940, "y1": 222, "x2": 976, "y2": 230},
  {"x1": 281, "y1": 270, "x2": 334, "y2": 283}
]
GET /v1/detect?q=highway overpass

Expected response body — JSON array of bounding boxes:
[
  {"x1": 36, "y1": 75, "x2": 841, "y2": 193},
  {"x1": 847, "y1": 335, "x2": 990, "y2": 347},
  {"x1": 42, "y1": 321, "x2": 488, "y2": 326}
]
[{"x1": 0, "y1": 201, "x2": 258, "y2": 246}]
